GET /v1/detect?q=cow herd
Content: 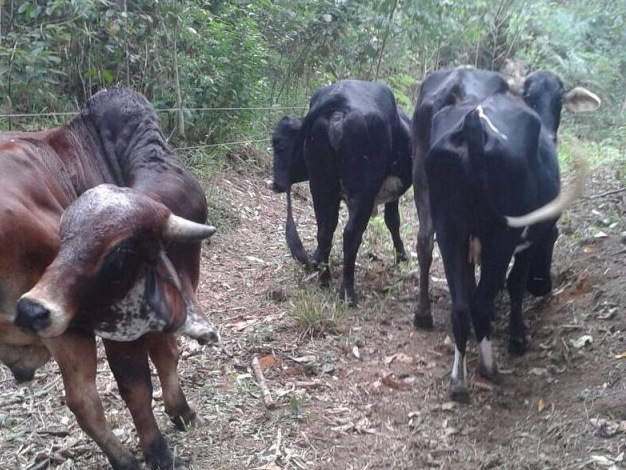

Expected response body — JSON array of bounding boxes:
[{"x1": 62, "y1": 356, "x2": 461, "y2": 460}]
[
  {"x1": 272, "y1": 66, "x2": 599, "y2": 403},
  {"x1": 0, "y1": 66, "x2": 599, "y2": 469}
]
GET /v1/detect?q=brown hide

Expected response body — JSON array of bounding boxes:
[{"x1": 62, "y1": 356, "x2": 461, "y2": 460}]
[{"x1": 0, "y1": 88, "x2": 217, "y2": 470}]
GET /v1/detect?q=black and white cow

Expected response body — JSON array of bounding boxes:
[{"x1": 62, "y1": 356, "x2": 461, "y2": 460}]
[
  {"x1": 271, "y1": 80, "x2": 412, "y2": 305},
  {"x1": 411, "y1": 66, "x2": 599, "y2": 402}
]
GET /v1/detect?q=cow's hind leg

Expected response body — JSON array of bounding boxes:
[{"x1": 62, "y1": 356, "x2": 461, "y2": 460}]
[
  {"x1": 45, "y1": 332, "x2": 139, "y2": 470},
  {"x1": 384, "y1": 200, "x2": 408, "y2": 263},
  {"x1": 307, "y1": 147, "x2": 340, "y2": 288},
  {"x1": 310, "y1": 196, "x2": 340, "y2": 287},
  {"x1": 437, "y1": 227, "x2": 475, "y2": 403},
  {"x1": 471, "y1": 270, "x2": 506, "y2": 383},
  {"x1": 526, "y1": 225, "x2": 558, "y2": 297},
  {"x1": 146, "y1": 332, "x2": 196, "y2": 430},
  {"x1": 341, "y1": 197, "x2": 377, "y2": 306},
  {"x1": 104, "y1": 338, "x2": 183, "y2": 469},
  {"x1": 413, "y1": 170, "x2": 435, "y2": 329},
  {"x1": 471, "y1": 233, "x2": 517, "y2": 383},
  {"x1": 506, "y1": 247, "x2": 537, "y2": 355}
]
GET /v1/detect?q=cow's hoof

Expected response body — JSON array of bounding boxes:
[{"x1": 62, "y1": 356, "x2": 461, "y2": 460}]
[
  {"x1": 109, "y1": 453, "x2": 140, "y2": 470},
  {"x1": 395, "y1": 250, "x2": 409, "y2": 264},
  {"x1": 413, "y1": 313, "x2": 434, "y2": 330},
  {"x1": 339, "y1": 284, "x2": 358, "y2": 307},
  {"x1": 11, "y1": 367, "x2": 36, "y2": 383},
  {"x1": 342, "y1": 293, "x2": 358, "y2": 307},
  {"x1": 527, "y1": 277, "x2": 552, "y2": 297},
  {"x1": 450, "y1": 380, "x2": 470, "y2": 404},
  {"x1": 146, "y1": 453, "x2": 185, "y2": 470},
  {"x1": 170, "y1": 409, "x2": 198, "y2": 431},
  {"x1": 509, "y1": 336, "x2": 529, "y2": 356},
  {"x1": 318, "y1": 270, "x2": 331, "y2": 288},
  {"x1": 478, "y1": 363, "x2": 502, "y2": 384}
]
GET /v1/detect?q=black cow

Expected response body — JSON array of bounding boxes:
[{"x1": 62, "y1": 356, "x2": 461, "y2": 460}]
[
  {"x1": 411, "y1": 66, "x2": 599, "y2": 402},
  {"x1": 271, "y1": 80, "x2": 412, "y2": 305}
]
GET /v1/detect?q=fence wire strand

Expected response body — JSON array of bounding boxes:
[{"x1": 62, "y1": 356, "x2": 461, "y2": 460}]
[
  {"x1": 0, "y1": 106, "x2": 306, "y2": 120},
  {"x1": 174, "y1": 138, "x2": 270, "y2": 151}
]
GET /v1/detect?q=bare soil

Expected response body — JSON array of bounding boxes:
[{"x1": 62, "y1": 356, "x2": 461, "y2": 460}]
[{"x1": 1, "y1": 159, "x2": 624, "y2": 470}]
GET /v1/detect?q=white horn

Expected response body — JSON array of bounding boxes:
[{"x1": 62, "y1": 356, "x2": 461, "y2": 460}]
[{"x1": 164, "y1": 214, "x2": 216, "y2": 242}]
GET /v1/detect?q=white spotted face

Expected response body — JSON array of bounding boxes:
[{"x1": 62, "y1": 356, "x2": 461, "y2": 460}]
[{"x1": 93, "y1": 277, "x2": 169, "y2": 341}]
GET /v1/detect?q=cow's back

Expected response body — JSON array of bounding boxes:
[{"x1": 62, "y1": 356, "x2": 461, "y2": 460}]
[{"x1": 81, "y1": 88, "x2": 207, "y2": 224}]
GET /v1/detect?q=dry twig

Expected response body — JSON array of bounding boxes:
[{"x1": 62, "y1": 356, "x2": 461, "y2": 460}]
[
  {"x1": 251, "y1": 356, "x2": 275, "y2": 409},
  {"x1": 588, "y1": 187, "x2": 626, "y2": 199}
]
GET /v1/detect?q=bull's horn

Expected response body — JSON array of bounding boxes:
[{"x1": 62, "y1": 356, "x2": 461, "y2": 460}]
[
  {"x1": 506, "y1": 146, "x2": 587, "y2": 228},
  {"x1": 164, "y1": 214, "x2": 216, "y2": 242}
]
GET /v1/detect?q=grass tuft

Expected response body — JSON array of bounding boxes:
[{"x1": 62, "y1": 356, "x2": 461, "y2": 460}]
[{"x1": 288, "y1": 287, "x2": 348, "y2": 338}]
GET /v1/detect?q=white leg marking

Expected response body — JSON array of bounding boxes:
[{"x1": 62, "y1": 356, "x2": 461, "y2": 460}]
[
  {"x1": 451, "y1": 347, "x2": 467, "y2": 383},
  {"x1": 479, "y1": 338, "x2": 495, "y2": 375}
]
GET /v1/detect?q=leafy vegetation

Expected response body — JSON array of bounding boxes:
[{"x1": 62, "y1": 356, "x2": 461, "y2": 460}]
[{"x1": 1, "y1": 0, "x2": 624, "y2": 156}]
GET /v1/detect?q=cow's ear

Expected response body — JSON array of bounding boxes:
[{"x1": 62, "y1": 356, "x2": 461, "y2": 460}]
[
  {"x1": 563, "y1": 87, "x2": 601, "y2": 113},
  {"x1": 144, "y1": 251, "x2": 187, "y2": 332}
]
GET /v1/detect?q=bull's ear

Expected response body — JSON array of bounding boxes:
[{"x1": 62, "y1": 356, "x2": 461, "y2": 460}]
[
  {"x1": 564, "y1": 87, "x2": 601, "y2": 113},
  {"x1": 164, "y1": 214, "x2": 216, "y2": 243},
  {"x1": 144, "y1": 251, "x2": 187, "y2": 331}
]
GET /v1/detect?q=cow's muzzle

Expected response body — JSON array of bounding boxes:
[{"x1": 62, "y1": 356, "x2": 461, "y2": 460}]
[{"x1": 15, "y1": 298, "x2": 52, "y2": 333}]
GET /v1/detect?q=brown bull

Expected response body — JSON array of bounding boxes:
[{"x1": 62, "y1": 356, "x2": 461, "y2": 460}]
[{"x1": 0, "y1": 88, "x2": 218, "y2": 469}]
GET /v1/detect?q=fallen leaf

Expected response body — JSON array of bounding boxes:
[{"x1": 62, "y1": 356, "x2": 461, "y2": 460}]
[
  {"x1": 258, "y1": 354, "x2": 279, "y2": 372},
  {"x1": 441, "y1": 401, "x2": 458, "y2": 411},
  {"x1": 369, "y1": 379, "x2": 383, "y2": 391},
  {"x1": 570, "y1": 335, "x2": 593, "y2": 348},
  {"x1": 288, "y1": 355, "x2": 317, "y2": 363},
  {"x1": 593, "y1": 231, "x2": 608, "y2": 238},
  {"x1": 352, "y1": 346, "x2": 361, "y2": 359},
  {"x1": 590, "y1": 418, "x2": 626, "y2": 437},
  {"x1": 373, "y1": 261, "x2": 385, "y2": 275},
  {"x1": 582, "y1": 246, "x2": 593, "y2": 253},
  {"x1": 614, "y1": 352, "x2": 626, "y2": 359},
  {"x1": 537, "y1": 399, "x2": 546, "y2": 413},
  {"x1": 381, "y1": 374, "x2": 411, "y2": 391},
  {"x1": 395, "y1": 353, "x2": 414, "y2": 364},
  {"x1": 255, "y1": 463, "x2": 282, "y2": 470},
  {"x1": 331, "y1": 422, "x2": 354, "y2": 433},
  {"x1": 472, "y1": 378, "x2": 495, "y2": 391},
  {"x1": 590, "y1": 455, "x2": 615, "y2": 466},
  {"x1": 385, "y1": 353, "x2": 414, "y2": 365}
]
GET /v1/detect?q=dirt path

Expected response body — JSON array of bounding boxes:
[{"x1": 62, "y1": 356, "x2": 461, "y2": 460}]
[{"x1": 0, "y1": 162, "x2": 624, "y2": 470}]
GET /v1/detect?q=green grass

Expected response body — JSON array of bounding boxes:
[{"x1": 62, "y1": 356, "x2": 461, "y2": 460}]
[
  {"x1": 558, "y1": 131, "x2": 625, "y2": 171},
  {"x1": 288, "y1": 286, "x2": 348, "y2": 338}
]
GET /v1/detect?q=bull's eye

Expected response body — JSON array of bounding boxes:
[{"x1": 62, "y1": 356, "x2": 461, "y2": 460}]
[{"x1": 95, "y1": 237, "x2": 145, "y2": 299}]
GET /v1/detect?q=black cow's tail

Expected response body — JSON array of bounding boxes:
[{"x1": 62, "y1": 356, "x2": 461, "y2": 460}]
[
  {"x1": 463, "y1": 107, "x2": 508, "y2": 228},
  {"x1": 285, "y1": 187, "x2": 313, "y2": 271},
  {"x1": 505, "y1": 145, "x2": 587, "y2": 227},
  {"x1": 464, "y1": 106, "x2": 587, "y2": 229}
]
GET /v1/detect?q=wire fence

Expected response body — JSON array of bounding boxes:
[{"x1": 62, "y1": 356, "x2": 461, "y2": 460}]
[
  {"x1": 0, "y1": 105, "x2": 309, "y2": 156},
  {"x1": 0, "y1": 106, "x2": 307, "y2": 120}
]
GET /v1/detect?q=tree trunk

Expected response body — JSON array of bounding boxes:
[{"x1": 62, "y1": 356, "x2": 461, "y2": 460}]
[{"x1": 374, "y1": 0, "x2": 399, "y2": 81}]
